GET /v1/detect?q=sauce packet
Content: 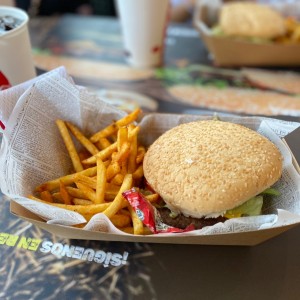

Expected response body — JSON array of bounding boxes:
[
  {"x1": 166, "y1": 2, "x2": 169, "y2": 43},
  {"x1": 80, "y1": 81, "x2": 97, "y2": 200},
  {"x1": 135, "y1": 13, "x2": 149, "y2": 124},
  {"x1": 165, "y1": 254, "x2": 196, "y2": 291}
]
[{"x1": 122, "y1": 188, "x2": 195, "y2": 234}]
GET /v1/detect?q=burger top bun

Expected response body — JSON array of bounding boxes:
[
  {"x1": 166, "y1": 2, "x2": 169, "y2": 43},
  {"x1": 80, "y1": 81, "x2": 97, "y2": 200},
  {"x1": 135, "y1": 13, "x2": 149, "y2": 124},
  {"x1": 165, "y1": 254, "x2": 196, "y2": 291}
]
[
  {"x1": 143, "y1": 120, "x2": 283, "y2": 218},
  {"x1": 219, "y1": 2, "x2": 286, "y2": 39}
]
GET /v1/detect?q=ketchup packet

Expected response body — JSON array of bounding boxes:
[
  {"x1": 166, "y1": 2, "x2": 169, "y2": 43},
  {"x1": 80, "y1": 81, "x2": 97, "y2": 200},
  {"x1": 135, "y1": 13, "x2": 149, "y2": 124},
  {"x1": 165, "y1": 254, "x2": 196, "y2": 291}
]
[{"x1": 122, "y1": 188, "x2": 195, "y2": 234}]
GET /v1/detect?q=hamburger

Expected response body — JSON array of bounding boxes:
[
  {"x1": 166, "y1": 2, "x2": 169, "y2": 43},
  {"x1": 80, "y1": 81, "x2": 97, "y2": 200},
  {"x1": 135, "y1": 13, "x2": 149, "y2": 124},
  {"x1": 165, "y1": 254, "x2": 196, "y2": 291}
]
[
  {"x1": 143, "y1": 120, "x2": 283, "y2": 230},
  {"x1": 212, "y1": 2, "x2": 286, "y2": 42}
]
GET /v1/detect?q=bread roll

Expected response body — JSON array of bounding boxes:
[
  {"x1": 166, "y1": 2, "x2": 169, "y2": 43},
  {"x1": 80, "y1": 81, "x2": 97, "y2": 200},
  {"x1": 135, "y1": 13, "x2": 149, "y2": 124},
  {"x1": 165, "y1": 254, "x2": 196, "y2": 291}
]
[
  {"x1": 143, "y1": 120, "x2": 283, "y2": 218},
  {"x1": 220, "y1": 2, "x2": 286, "y2": 39}
]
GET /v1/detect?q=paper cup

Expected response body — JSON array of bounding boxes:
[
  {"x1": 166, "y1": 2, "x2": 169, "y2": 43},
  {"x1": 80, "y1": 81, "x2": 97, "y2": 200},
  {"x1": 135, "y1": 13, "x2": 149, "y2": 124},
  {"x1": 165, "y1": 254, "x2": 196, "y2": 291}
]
[
  {"x1": 0, "y1": 6, "x2": 36, "y2": 89},
  {"x1": 116, "y1": 0, "x2": 170, "y2": 68}
]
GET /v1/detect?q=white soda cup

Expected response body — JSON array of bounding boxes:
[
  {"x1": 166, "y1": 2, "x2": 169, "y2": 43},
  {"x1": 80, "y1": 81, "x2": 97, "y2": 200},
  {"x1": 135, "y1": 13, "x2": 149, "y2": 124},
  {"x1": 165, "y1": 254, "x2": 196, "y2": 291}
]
[
  {"x1": 0, "y1": 6, "x2": 36, "y2": 89},
  {"x1": 116, "y1": 0, "x2": 170, "y2": 68}
]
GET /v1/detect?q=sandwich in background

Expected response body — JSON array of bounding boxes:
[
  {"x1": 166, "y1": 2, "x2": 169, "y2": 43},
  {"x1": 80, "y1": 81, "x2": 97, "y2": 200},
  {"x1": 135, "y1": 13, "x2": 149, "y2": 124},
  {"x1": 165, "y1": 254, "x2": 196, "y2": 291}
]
[
  {"x1": 193, "y1": 0, "x2": 300, "y2": 66},
  {"x1": 212, "y1": 1, "x2": 287, "y2": 43}
]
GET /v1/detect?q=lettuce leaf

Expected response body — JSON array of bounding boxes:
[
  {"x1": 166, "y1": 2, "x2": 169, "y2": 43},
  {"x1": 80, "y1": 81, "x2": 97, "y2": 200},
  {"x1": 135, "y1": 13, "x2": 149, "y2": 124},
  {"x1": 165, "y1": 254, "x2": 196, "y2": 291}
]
[
  {"x1": 260, "y1": 188, "x2": 280, "y2": 196},
  {"x1": 224, "y1": 196, "x2": 264, "y2": 219}
]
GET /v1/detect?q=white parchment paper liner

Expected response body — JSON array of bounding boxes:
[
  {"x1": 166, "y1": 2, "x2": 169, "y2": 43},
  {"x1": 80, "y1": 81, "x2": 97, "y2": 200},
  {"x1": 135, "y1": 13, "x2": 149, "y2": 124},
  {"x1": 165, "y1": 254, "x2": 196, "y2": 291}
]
[{"x1": 1, "y1": 67, "x2": 300, "y2": 237}]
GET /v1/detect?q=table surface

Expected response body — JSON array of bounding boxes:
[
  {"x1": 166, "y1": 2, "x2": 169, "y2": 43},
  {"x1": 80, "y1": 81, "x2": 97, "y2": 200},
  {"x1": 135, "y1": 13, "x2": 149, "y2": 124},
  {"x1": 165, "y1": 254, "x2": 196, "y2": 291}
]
[{"x1": 1, "y1": 14, "x2": 300, "y2": 300}]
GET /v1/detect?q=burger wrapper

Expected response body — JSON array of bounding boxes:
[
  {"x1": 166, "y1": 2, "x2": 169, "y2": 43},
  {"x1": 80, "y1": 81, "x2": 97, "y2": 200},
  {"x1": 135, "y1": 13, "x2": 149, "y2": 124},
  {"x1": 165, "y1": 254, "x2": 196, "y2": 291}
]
[{"x1": 1, "y1": 68, "x2": 300, "y2": 242}]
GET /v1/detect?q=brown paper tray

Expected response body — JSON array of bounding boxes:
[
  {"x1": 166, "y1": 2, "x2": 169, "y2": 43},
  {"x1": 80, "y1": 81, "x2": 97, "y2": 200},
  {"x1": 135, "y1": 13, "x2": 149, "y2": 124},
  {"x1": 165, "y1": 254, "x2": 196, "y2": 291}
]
[
  {"x1": 10, "y1": 200, "x2": 299, "y2": 246},
  {"x1": 7, "y1": 114, "x2": 300, "y2": 246}
]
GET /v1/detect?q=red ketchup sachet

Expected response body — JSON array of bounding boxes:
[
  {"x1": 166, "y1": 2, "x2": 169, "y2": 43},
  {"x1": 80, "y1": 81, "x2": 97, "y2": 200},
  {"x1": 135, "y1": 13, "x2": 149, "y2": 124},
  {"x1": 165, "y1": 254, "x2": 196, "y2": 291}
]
[{"x1": 122, "y1": 188, "x2": 195, "y2": 234}]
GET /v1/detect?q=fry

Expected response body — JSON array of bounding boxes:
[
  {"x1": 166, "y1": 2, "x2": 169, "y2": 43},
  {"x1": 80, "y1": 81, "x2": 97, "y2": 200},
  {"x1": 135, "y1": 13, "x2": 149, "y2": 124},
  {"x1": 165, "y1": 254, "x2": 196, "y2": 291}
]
[
  {"x1": 75, "y1": 174, "x2": 117, "y2": 188},
  {"x1": 103, "y1": 160, "x2": 111, "y2": 167},
  {"x1": 56, "y1": 120, "x2": 83, "y2": 172},
  {"x1": 111, "y1": 214, "x2": 131, "y2": 228},
  {"x1": 128, "y1": 126, "x2": 140, "y2": 141},
  {"x1": 67, "y1": 179, "x2": 119, "y2": 201},
  {"x1": 116, "y1": 108, "x2": 141, "y2": 127},
  {"x1": 90, "y1": 123, "x2": 118, "y2": 143},
  {"x1": 73, "y1": 198, "x2": 94, "y2": 206},
  {"x1": 120, "y1": 160, "x2": 128, "y2": 176},
  {"x1": 128, "y1": 129, "x2": 138, "y2": 173},
  {"x1": 57, "y1": 183, "x2": 120, "y2": 204},
  {"x1": 106, "y1": 161, "x2": 121, "y2": 181},
  {"x1": 78, "y1": 150, "x2": 91, "y2": 162},
  {"x1": 106, "y1": 183, "x2": 121, "y2": 193},
  {"x1": 66, "y1": 121, "x2": 99, "y2": 155},
  {"x1": 110, "y1": 133, "x2": 118, "y2": 142},
  {"x1": 82, "y1": 142, "x2": 118, "y2": 165},
  {"x1": 119, "y1": 226, "x2": 151, "y2": 235},
  {"x1": 128, "y1": 206, "x2": 144, "y2": 235},
  {"x1": 35, "y1": 166, "x2": 97, "y2": 192},
  {"x1": 52, "y1": 192, "x2": 63, "y2": 203},
  {"x1": 74, "y1": 175, "x2": 97, "y2": 189},
  {"x1": 104, "y1": 191, "x2": 118, "y2": 201},
  {"x1": 119, "y1": 227, "x2": 134, "y2": 234},
  {"x1": 117, "y1": 126, "x2": 128, "y2": 152},
  {"x1": 77, "y1": 214, "x2": 93, "y2": 222},
  {"x1": 66, "y1": 187, "x2": 88, "y2": 199},
  {"x1": 104, "y1": 183, "x2": 120, "y2": 200},
  {"x1": 291, "y1": 26, "x2": 300, "y2": 42},
  {"x1": 111, "y1": 173, "x2": 124, "y2": 186},
  {"x1": 119, "y1": 208, "x2": 131, "y2": 216},
  {"x1": 40, "y1": 190, "x2": 53, "y2": 203},
  {"x1": 59, "y1": 203, "x2": 110, "y2": 214},
  {"x1": 132, "y1": 164, "x2": 144, "y2": 180},
  {"x1": 112, "y1": 142, "x2": 131, "y2": 163},
  {"x1": 136, "y1": 145, "x2": 146, "y2": 164},
  {"x1": 75, "y1": 182, "x2": 97, "y2": 202},
  {"x1": 103, "y1": 174, "x2": 132, "y2": 218},
  {"x1": 60, "y1": 181, "x2": 72, "y2": 205},
  {"x1": 96, "y1": 138, "x2": 111, "y2": 150},
  {"x1": 85, "y1": 128, "x2": 140, "y2": 166},
  {"x1": 95, "y1": 157, "x2": 106, "y2": 204},
  {"x1": 145, "y1": 193, "x2": 160, "y2": 203},
  {"x1": 90, "y1": 108, "x2": 141, "y2": 143},
  {"x1": 143, "y1": 227, "x2": 153, "y2": 235},
  {"x1": 29, "y1": 195, "x2": 112, "y2": 214}
]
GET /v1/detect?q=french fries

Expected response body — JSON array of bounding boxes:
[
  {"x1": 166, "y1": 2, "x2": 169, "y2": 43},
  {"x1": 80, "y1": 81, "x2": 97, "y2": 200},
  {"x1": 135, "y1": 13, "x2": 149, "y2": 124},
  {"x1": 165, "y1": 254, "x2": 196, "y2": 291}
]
[
  {"x1": 95, "y1": 157, "x2": 106, "y2": 204},
  {"x1": 274, "y1": 17, "x2": 300, "y2": 44},
  {"x1": 35, "y1": 167, "x2": 98, "y2": 192},
  {"x1": 31, "y1": 109, "x2": 158, "y2": 235},
  {"x1": 66, "y1": 121, "x2": 99, "y2": 155},
  {"x1": 128, "y1": 205, "x2": 144, "y2": 235},
  {"x1": 90, "y1": 108, "x2": 141, "y2": 142},
  {"x1": 40, "y1": 190, "x2": 53, "y2": 203},
  {"x1": 60, "y1": 181, "x2": 72, "y2": 205},
  {"x1": 56, "y1": 120, "x2": 83, "y2": 172}
]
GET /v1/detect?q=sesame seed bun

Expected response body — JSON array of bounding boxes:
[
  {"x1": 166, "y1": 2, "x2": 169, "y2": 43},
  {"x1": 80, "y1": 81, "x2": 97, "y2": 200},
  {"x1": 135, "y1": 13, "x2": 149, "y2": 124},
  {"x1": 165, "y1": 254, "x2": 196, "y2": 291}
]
[
  {"x1": 143, "y1": 120, "x2": 283, "y2": 218},
  {"x1": 219, "y1": 2, "x2": 286, "y2": 39}
]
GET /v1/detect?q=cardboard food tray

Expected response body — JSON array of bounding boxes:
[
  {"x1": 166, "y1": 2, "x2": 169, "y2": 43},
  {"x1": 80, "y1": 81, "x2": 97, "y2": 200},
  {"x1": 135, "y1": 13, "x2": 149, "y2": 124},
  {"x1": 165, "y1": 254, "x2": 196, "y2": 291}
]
[
  {"x1": 8, "y1": 128, "x2": 300, "y2": 246},
  {"x1": 193, "y1": 3, "x2": 300, "y2": 67},
  {"x1": 2, "y1": 71, "x2": 300, "y2": 246},
  {"x1": 7, "y1": 136, "x2": 300, "y2": 246},
  {"x1": 10, "y1": 200, "x2": 299, "y2": 246}
]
